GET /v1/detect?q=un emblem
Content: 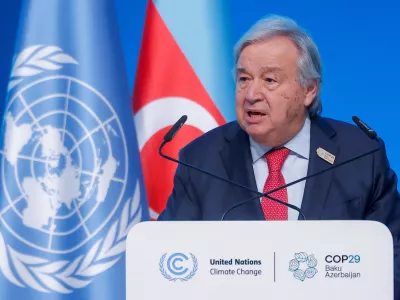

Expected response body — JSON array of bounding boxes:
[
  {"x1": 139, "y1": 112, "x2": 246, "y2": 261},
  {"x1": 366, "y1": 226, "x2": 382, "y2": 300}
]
[
  {"x1": 288, "y1": 252, "x2": 318, "y2": 281},
  {"x1": 159, "y1": 253, "x2": 198, "y2": 281},
  {"x1": 0, "y1": 45, "x2": 143, "y2": 293}
]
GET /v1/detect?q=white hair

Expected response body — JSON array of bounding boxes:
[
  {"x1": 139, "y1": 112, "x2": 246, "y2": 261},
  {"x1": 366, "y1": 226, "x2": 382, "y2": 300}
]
[{"x1": 234, "y1": 15, "x2": 322, "y2": 117}]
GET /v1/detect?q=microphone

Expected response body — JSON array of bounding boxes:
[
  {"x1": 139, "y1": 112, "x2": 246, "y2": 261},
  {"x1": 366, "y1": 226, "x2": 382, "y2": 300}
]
[
  {"x1": 352, "y1": 116, "x2": 378, "y2": 140},
  {"x1": 163, "y1": 115, "x2": 188, "y2": 143}
]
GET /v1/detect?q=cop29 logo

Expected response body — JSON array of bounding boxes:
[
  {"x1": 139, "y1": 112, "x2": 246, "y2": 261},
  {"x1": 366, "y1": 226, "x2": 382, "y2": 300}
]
[
  {"x1": 288, "y1": 252, "x2": 318, "y2": 281},
  {"x1": 159, "y1": 253, "x2": 198, "y2": 281}
]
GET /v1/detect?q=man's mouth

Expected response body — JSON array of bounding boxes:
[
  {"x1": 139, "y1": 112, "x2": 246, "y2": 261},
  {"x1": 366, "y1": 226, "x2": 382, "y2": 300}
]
[{"x1": 247, "y1": 111, "x2": 266, "y2": 118}]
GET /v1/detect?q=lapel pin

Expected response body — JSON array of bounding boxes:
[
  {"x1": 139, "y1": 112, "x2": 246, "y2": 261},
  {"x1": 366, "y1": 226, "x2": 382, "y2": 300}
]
[{"x1": 316, "y1": 147, "x2": 335, "y2": 164}]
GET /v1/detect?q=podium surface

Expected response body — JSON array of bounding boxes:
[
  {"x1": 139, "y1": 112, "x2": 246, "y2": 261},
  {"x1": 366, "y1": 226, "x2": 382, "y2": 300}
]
[{"x1": 126, "y1": 221, "x2": 393, "y2": 300}]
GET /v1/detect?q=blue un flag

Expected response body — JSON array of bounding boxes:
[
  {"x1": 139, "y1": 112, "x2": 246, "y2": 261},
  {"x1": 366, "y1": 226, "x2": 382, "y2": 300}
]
[{"x1": 0, "y1": 0, "x2": 149, "y2": 299}]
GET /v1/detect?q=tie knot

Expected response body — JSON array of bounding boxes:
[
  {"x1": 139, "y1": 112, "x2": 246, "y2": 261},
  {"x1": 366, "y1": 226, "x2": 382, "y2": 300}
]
[{"x1": 265, "y1": 147, "x2": 290, "y2": 172}]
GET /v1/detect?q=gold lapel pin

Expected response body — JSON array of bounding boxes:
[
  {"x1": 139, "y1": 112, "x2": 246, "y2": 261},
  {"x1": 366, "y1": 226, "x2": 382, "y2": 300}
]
[{"x1": 316, "y1": 147, "x2": 335, "y2": 164}]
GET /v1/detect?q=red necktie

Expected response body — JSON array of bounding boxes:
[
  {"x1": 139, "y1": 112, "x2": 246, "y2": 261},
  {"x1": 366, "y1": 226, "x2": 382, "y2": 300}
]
[{"x1": 261, "y1": 147, "x2": 290, "y2": 220}]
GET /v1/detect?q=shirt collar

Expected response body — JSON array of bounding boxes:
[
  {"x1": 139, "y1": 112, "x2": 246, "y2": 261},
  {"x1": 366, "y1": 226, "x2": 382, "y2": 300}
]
[{"x1": 249, "y1": 116, "x2": 311, "y2": 163}]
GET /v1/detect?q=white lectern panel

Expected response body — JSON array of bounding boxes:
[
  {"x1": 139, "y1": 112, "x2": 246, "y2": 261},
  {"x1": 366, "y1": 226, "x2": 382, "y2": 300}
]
[{"x1": 126, "y1": 221, "x2": 393, "y2": 300}]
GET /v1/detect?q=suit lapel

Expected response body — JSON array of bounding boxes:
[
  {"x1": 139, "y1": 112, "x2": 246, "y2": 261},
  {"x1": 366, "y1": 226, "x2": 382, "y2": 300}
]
[
  {"x1": 219, "y1": 122, "x2": 264, "y2": 220},
  {"x1": 300, "y1": 117, "x2": 339, "y2": 220}
]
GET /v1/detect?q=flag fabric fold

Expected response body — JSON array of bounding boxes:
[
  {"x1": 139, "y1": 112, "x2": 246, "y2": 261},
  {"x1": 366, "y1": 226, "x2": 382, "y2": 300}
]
[
  {"x1": 0, "y1": 0, "x2": 149, "y2": 299},
  {"x1": 133, "y1": 0, "x2": 235, "y2": 219}
]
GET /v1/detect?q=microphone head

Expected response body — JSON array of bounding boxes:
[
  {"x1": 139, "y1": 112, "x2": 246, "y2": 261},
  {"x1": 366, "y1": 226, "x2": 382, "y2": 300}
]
[
  {"x1": 352, "y1": 116, "x2": 378, "y2": 140},
  {"x1": 163, "y1": 115, "x2": 188, "y2": 142}
]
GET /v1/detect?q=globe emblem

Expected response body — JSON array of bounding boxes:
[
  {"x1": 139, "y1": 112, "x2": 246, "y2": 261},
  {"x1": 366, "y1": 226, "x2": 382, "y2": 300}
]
[{"x1": 0, "y1": 75, "x2": 128, "y2": 254}]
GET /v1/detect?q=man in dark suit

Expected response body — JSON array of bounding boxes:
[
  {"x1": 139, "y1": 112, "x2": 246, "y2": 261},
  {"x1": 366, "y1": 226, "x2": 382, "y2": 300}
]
[{"x1": 157, "y1": 15, "x2": 400, "y2": 297}]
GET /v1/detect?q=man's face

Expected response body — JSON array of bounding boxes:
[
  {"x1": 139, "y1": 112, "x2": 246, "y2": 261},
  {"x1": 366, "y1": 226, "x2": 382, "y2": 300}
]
[{"x1": 235, "y1": 36, "x2": 317, "y2": 147}]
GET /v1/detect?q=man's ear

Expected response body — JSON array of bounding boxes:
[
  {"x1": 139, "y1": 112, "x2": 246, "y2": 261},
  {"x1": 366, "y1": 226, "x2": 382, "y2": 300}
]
[{"x1": 304, "y1": 80, "x2": 318, "y2": 107}]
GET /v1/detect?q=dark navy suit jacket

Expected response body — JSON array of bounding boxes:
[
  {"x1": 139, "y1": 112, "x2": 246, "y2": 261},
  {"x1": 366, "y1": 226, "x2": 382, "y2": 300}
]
[{"x1": 158, "y1": 116, "x2": 400, "y2": 298}]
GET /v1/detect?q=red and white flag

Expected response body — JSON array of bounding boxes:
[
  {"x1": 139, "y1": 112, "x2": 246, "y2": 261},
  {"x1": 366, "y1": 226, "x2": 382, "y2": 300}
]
[{"x1": 133, "y1": 0, "x2": 234, "y2": 219}]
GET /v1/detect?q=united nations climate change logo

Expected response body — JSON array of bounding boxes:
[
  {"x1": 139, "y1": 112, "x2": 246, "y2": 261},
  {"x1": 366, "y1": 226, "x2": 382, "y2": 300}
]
[
  {"x1": 288, "y1": 252, "x2": 318, "y2": 281},
  {"x1": 0, "y1": 45, "x2": 142, "y2": 293},
  {"x1": 159, "y1": 253, "x2": 198, "y2": 281}
]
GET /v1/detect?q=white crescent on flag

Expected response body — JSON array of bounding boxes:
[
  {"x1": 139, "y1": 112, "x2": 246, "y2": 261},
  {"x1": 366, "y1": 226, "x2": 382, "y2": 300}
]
[{"x1": 135, "y1": 97, "x2": 219, "y2": 151}]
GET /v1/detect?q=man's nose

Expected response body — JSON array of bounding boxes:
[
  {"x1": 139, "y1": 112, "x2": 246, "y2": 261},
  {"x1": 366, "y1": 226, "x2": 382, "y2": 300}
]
[{"x1": 245, "y1": 80, "x2": 264, "y2": 103}]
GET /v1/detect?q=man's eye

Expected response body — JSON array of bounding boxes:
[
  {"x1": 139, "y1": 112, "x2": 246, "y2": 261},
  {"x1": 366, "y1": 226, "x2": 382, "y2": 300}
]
[
  {"x1": 265, "y1": 78, "x2": 275, "y2": 83},
  {"x1": 239, "y1": 77, "x2": 249, "y2": 82}
]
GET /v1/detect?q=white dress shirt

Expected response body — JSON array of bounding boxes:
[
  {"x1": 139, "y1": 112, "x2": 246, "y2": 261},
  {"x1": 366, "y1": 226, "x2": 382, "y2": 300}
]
[{"x1": 250, "y1": 117, "x2": 310, "y2": 220}]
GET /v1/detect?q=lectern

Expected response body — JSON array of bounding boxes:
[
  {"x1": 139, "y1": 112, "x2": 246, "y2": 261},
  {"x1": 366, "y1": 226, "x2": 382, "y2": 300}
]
[{"x1": 126, "y1": 221, "x2": 393, "y2": 300}]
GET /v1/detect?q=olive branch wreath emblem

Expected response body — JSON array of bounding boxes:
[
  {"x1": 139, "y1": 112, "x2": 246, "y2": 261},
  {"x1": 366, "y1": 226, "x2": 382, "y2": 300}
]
[{"x1": 159, "y1": 253, "x2": 198, "y2": 282}]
